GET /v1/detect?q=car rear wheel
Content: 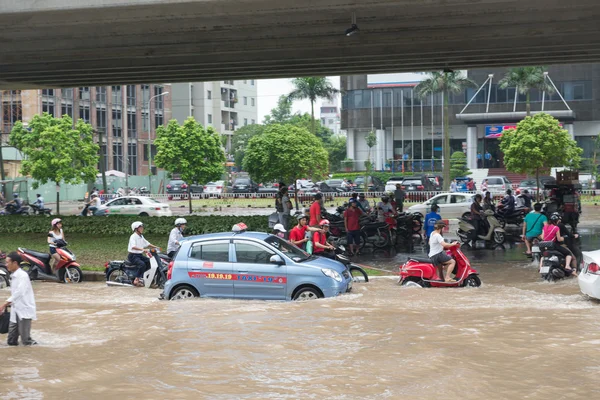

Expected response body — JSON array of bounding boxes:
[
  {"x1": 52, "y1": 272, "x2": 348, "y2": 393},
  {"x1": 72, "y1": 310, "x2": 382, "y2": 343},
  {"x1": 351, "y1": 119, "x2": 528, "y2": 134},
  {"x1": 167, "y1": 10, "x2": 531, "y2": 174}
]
[
  {"x1": 139, "y1": 212, "x2": 149, "y2": 217},
  {"x1": 293, "y1": 287, "x2": 322, "y2": 301},
  {"x1": 170, "y1": 285, "x2": 199, "y2": 300}
]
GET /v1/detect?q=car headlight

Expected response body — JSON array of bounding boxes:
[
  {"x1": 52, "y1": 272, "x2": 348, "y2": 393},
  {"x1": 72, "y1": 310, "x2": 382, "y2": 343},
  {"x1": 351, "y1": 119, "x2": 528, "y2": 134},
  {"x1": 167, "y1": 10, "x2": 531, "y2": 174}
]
[{"x1": 322, "y1": 268, "x2": 342, "y2": 282}]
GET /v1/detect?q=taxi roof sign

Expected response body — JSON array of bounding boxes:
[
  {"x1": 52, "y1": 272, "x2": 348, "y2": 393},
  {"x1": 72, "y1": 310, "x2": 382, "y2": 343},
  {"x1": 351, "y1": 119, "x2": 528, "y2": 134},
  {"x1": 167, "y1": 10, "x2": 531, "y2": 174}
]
[{"x1": 232, "y1": 223, "x2": 248, "y2": 233}]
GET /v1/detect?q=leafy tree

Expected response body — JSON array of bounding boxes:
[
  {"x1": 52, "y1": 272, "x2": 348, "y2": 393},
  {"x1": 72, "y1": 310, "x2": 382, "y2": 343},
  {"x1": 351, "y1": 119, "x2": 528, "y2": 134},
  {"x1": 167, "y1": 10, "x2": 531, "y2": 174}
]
[
  {"x1": 10, "y1": 113, "x2": 99, "y2": 215},
  {"x1": 263, "y1": 95, "x2": 292, "y2": 125},
  {"x1": 154, "y1": 118, "x2": 225, "y2": 213},
  {"x1": 415, "y1": 71, "x2": 477, "y2": 190},
  {"x1": 449, "y1": 151, "x2": 471, "y2": 180},
  {"x1": 326, "y1": 135, "x2": 347, "y2": 172},
  {"x1": 231, "y1": 124, "x2": 265, "y2": 170},
  {"x1": 364, "y1": 131, "x2": 378, "y2": 191},
  {"x1": 500, "y1": 113, "x2": 582, "y2": 199},
  {"x1": 243, "y1": 124, "x2": 328, "y2": 209},
  {"x1": 498, "y1": 66, "x2": 554, "y2": 117},
  {"x1": 287, "y1": 77, "x2": 340, "y2": 135},
  {"x1": 287, "y1": 113, "x2": 333, "y2": 146}
]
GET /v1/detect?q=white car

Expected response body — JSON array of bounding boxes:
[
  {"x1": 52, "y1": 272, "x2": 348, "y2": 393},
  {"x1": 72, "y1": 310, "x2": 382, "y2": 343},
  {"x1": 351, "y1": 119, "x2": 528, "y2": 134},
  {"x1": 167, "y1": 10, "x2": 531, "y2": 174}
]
[
  {"x1": 204, "y1": 181, "x2": 225, "y2": 196},
  {"x1": 578, "y1": 250, "x2": 600, "y2": 300},
  {"x1": 407, "y1": 192, "x2": 475, "y2": 219},
  {"x1": 98, "y1": 196, "x2": 172, "y2": 217},
  {"x1": 385, "y1": 176, "x2": 405, "y2": 193}
]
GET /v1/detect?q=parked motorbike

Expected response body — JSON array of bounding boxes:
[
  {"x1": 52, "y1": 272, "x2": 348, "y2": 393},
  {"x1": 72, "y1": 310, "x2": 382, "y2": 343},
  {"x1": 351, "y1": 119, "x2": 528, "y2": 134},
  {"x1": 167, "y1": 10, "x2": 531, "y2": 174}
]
[
  {"x1": 496, "y1": 206, "x2": 526, "y2": 227},
  {"x1": 0, "y1": 268, "x2": 8, "y2": 289},
  {"x1": 457, "y1": 210, "x2": 506, "y2": 245},
  {"x1": 105, "y1": 249, "x2": 169, "y2": 288},
  {"x1": 18, "y1": 239, "x2": 83, "y2": 283},
  {"x1": 399, "y1": 243, "x2": 481, "y2": 288},
  {"x1": 538, "y1": 241, "x2": 575, "y2": 281},
  {"x1": 30, "y1": 203, "x2": 52, "y2": 216},
  {"x1": 332, "y1": 245, "x2": 369, "y2": 282},
  {"x1": 1, "y1": 203, "x2": 30, "y2": 215},
  {"x1": 0, "y1": 252, "x2": 8, "y2": 287}
]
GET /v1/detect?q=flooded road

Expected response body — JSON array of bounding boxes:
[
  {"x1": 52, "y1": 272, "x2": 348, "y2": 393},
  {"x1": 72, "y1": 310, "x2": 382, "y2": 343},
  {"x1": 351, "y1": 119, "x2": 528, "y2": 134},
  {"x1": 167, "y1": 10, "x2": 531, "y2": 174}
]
[{"x1": 2, "y1": 230, "x2": 600, "y2": 399}]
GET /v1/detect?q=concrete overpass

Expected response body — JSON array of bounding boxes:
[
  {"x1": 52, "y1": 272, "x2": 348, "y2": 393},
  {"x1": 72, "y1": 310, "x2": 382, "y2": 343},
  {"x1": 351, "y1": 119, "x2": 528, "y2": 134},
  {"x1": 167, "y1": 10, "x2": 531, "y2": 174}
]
[{"x1": 2, "y1": 0, "x2": 600, "y2": 89}]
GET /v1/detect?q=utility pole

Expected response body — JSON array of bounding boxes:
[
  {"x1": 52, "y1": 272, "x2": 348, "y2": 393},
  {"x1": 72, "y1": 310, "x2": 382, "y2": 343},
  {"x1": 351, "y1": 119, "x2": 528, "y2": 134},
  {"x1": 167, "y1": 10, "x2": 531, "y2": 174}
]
[{"x1": 98, "y1": 130, "x2": 107, "y2": 192}]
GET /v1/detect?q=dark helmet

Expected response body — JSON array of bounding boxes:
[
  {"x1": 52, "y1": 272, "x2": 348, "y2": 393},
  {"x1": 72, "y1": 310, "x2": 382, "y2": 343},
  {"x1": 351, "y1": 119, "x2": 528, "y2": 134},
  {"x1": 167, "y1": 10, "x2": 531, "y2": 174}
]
[
  {"x1": 314, "y1": 193, "x2": 323, "y2": 200},
  {"x1": 550, "y1": 213, "x2": 560, "y2": 222},
  {"x1": 13, "y1": 193, "x2": 18, "y2": 198},
  {"x1": 381, "y1": 196, "x2": 389, "y2": 202},
  {"x1": 506, "y1": 189, "x2": 512, "y2": 195}
]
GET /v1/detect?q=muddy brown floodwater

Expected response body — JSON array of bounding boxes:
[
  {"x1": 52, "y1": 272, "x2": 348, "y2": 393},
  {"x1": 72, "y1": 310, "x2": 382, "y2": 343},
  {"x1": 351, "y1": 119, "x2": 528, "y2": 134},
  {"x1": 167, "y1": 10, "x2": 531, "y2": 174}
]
[{"x1": 2, "y1": 228, "x2": 600, "y2": 399}]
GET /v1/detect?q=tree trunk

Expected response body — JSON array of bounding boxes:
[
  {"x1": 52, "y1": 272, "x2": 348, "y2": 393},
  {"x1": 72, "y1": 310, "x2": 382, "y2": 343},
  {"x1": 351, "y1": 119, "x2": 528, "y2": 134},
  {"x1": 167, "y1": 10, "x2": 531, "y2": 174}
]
[
  {"x1": 293, "y1": 179, "x2": 299, "y2": 211},
  {"x1": 56, "y1": 183, "x2": 60, "y2": 215},
  {"x1": 443, "y1": 90, "x2": 451, "y2": 191},
  {"x1": 535, "y1": 168, "x2": 540, "y2": 202},
  {"x1": 310, "y1": 101, "x2": 315, "y2": 135},
  {"x1": 187, "y1": 184, "x2": 192, "y2": 215},
  {"x1": 526, "y1": 91, "x2": 531, "y2": 117},
  {"x1": 0, "y1": 141, "x2": 5, "y2": 199}
]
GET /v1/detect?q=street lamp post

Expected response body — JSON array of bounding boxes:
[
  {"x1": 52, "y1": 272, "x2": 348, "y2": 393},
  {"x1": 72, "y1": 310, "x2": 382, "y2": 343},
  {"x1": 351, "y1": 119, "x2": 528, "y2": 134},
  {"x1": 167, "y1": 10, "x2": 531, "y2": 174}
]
[{"x1": 147, "y1": 91, "x2": 169, "y2": 194}]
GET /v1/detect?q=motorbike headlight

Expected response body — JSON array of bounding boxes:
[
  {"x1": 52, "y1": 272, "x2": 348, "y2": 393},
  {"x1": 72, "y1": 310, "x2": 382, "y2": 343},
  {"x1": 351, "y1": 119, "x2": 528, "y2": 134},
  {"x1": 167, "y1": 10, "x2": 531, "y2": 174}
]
[{"x1": 322, "y1": 268, "x2": 342, "y2": 282}]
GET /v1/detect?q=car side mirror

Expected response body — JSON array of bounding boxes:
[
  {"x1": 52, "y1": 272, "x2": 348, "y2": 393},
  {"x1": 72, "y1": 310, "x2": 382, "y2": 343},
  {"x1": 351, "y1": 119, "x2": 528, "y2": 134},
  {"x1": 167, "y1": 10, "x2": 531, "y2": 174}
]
[{"x1": 270, "y1": 255, "x2": 285, "y2": 265}]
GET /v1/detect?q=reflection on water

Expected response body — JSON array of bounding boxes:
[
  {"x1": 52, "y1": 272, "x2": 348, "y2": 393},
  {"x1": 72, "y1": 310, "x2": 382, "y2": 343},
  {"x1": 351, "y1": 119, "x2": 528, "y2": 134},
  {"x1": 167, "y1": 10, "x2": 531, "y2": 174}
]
[{"x1": 1, "y1": 229, "x2": 600, "y2": 399}]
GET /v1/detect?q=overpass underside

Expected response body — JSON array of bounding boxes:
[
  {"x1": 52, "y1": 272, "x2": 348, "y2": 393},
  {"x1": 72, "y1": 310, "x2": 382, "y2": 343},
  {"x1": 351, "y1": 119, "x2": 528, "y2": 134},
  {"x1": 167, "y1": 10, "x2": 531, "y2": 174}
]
[{"x1": 1, "y1": 0, "x2": 600, "y2": 89}]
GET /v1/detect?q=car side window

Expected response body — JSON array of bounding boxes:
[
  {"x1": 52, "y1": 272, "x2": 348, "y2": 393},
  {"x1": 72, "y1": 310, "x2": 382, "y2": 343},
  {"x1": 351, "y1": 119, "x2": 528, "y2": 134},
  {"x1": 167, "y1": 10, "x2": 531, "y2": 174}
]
[
  {"x1": 108, "y1": 199, "x2": 126, "y2": 206},
  {"x1": 235, "y1": 242, "x2": 275, "y2": 264},
  {"x1": 432, "y1": 195, "x2": 447, "y2": 205},
  {"x1": 132, "y1": 198, "x2": 143, "y2": 205},
  {"x1": 189, "y1": 242, "x2": 230, "y2": 262},
  {"x1": 451, "y1": 195, "x2": 467, "y2": 204}
]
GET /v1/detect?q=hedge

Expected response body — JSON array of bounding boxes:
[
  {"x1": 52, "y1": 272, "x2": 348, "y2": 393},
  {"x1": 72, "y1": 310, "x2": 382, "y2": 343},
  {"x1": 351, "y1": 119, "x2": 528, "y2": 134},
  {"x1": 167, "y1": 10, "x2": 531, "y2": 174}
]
[{"x1": 0, "y1": 215, "x2": 271, "y2": 236}]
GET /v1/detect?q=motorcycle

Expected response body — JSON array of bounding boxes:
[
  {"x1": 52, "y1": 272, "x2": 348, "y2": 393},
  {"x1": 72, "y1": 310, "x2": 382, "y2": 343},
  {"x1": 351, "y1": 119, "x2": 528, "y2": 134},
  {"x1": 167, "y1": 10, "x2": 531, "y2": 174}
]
[
  {"x1": 531, "y1": 238, "x2": 542, "y2": 264},
  {"x1": 457, "y1": 209, "x2": 506, "y2": 245},
  {"x1": 538, "y1": 241, "x2": 575, "y2": 281},
  {"x1": 0, "y1": 252, "x2": 8, "y2": 287},
  {"x1": 18, "y1": 239, "x2": 83, "y2": 283},
  {"x1": 399, "y1": 243, "x2": 481, "y2": 288},
  {"x1": 332, "y1": 245, "x2": 369, "y2": 282},
  {"x1": 105, "y1": 249, "x2": 169, "y2": 288},
  {"x1": 1, "y1": 203, "x2": 30, "y2": 215},
  {"x1": 0, "y1": 268, "x2": 7, "y2": 289},
  {"x1": 496, "y1": 206, "x2": 526, "y2": 228},
  {"x1": 30, "y1": 203, "x2": 52, "y2": 216}
]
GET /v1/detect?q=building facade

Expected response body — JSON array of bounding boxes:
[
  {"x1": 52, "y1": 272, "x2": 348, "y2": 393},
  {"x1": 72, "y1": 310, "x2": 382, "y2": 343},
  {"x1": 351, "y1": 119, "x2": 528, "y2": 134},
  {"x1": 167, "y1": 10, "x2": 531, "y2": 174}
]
[
  {"x1": 171, "y1": 80, "x2": 258, "y2": 149},
  {"x1": 320, "y1": 98, "x2": 341, "y2": 135},
  {"x1": 341, "y1": 64, "x2": 599, "y2": 171},
  {"x1": 0, "y1": 84, "x2": 172, "y2": 178}
]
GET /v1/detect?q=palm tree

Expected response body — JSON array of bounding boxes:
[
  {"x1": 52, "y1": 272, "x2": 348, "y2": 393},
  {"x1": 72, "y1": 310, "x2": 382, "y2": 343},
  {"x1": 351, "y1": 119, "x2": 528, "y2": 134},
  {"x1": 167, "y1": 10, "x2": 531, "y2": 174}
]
[
  {"x1": 415, "y1": 71, "x2": 477, "y2": 189},
  {"x1": 498, "y1": 66, "x2": 555, "y2": 117},
  {"x1": 287, "y1": 77, "x2": 340, "y2": 135}
]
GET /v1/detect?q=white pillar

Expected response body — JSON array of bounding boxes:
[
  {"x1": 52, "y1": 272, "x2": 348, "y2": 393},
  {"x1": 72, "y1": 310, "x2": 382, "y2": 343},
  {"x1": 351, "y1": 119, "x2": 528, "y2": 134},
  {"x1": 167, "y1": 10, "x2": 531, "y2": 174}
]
[
  {"x1": 466, "y1": 125, "x2": 477, "y2": 170},
  {"x1": 376, "y1": 129, "x2": 385, "y2": 170},
  {"x1": 386, "y1": 127, "x2": 394, "y2": 163},
  {"x1": 346, "y1": 129, "x2": 355, "y2": 160},
  {"x1": 566, "y1": 123, "x2": 575, "y2": 140}
]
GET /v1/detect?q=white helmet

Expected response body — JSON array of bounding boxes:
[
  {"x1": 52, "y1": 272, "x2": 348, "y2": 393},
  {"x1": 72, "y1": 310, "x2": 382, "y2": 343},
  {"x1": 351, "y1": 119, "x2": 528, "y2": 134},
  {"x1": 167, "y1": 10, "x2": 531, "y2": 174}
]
[
  {"x1": 175, "y1": 218, "x2": 187, "y2": 226},
  {"x1": 273, "y1": 223, "x2": 286, "y2": 232},
  {"x1": 131, "y1": 221, "x2": 144, "y2": 231}
]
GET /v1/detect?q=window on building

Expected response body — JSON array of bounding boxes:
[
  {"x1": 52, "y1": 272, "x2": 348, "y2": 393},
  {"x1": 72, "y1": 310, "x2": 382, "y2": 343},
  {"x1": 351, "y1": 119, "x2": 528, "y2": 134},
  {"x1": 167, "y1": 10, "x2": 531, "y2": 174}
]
[
  {"x1": 243, "y1": 97, "x2": 247, "y2": 105},
  {"x1": 127, "y1": 111, "x2": 137, "y2": 138},
  {"x1": 61, "y1": 102, "x2": 73, "y2": 118},
  {"x1": 79, "y1": 87, "x2": 90, "y2": 101},
  {"x1": 113, "y1": 143, "x2": 123, "y2": 171},
  {"x1": 154, "y1": 86, "x2": 164, "y2": 109},
  {"x1": 207, "y1": 90, "x2": 212, "y2": 99},
  {"x1": 79, "y1": 104, "x2": 90, "y2": 123},
  {"x1": 155, "y1": 112, "x2": 164, "y2": 127},
  {"x1": 62, "y1": 88, "x2": 73, "y2": 99},
  {"x1": 250, "y1": 80, "x2": 255, "y2": 86},
  {"x1": 251, "y1": 119, "x2": 255, "y2": 124},
  {"x1": 207, "y1": 114, "x2": 212, "y2": 124},
  {"x1": 111, "y1": 86, "x2": 122, "y2": 105},
  {"x1": 244, "y1": 118, "x2": 248, "y2": 126},
  {"x1": 42, "y1": 89, "x2": 55, "y2": 97},
  {"x1": 251, "y1": 98, "x2": 255, "y2": 107},
  {"x1": 42, "y1": 101, "x2": 55, "y2": 117},
  {"x1": 141, "y1": 84, "x2": 150, "y2": 106},
  {"x1": 112, "y1": 109, "x2": 122, "y2": 137},
  {"x1": 96, "y1": 108, "x2": 107, "y2": 131},
  {"x1": 128, "y1": 143, "x2": 137, "y2": 175},
  {"x1": 96, "y1": 87, "x2": 107, "y2": 103},
  {"x1": 126, "y1": 85, "x2": 136, "y2": 106},
  {"x1": 142, "y1": 111, "x2": 149, "y2": 132},
  {"x1": 143, "y1": 144, "x2": 157, "y2": 161}
]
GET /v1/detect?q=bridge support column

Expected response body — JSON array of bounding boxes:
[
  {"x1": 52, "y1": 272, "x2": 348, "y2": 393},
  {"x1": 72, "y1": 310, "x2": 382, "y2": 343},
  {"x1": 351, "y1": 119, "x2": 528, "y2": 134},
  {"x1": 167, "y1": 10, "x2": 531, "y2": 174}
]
[
  {"x1": 376, "y1": 129, "x2": 385, "y2": 170},
  {"x1": 565, "y1": 123, "x2": 575, "y2": 140},
  {"x1": 466, "y1": 125, "x2": 477, "y2": 170},
  {"x1": 346, "y1": 129, "x2": 355, "y2": 160}
]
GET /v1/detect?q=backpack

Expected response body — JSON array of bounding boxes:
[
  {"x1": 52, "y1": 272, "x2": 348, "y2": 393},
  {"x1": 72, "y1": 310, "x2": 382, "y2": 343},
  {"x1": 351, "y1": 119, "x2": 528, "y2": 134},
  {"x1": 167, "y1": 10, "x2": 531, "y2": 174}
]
[{"x1": 275, "y1": 193, "x2": 283, "y2": 212}]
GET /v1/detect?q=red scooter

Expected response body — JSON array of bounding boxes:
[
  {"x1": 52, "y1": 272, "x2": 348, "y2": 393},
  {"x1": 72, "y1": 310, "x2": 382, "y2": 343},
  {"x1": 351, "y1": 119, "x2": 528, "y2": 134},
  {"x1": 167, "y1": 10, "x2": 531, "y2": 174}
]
[
  {"x1": 18, "y1": 239, "x2": 83, "y2": 283},
  {"x1": 399, "y1": 244, "x2": 481, "y2": 288}
]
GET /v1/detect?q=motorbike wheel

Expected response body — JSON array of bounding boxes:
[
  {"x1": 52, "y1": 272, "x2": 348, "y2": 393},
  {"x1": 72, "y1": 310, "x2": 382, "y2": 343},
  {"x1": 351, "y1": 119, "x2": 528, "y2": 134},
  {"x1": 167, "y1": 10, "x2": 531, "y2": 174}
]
[
  {"x1": 107, "y1": 269, "x2": 127, "y2": 283},
  {"x1": 497, "y1": 217, "x2": 506, "y2": 229},
  {"x1": 373, "y1": 231, "x2": 390, "y2": 249},
  {"x1": 462, "y1": 274, "x2": 482, "y2": 287},
  {"x1": 60, "y1": 266, "x2": 83, "y2": 283},
  {"x1": 401, "y1": 277, "x2": 428, "y2": 288},
  {"x1": 349, "y1": 265, "x2": 369, "y2": 283},
  {"x1": 20, "y1": 263, "x2": 36, "y2": 281},
  {"x1": 493, "y1": 231, "x2": 506, "y2": 245},
  {"x1": 0, "y1": 273, "x2": 8, "y2": 289}
]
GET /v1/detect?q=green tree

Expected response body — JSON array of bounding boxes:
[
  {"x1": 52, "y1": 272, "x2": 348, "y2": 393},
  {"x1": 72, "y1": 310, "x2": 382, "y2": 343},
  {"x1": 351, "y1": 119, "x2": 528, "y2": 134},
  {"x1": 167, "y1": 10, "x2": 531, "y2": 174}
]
[
  {"x1": 231, "y1": 124, "x2": 265, "y2": 170},
  {"x1": 10, "y1": 113, "x2": 99, "y2": 215},
  {"x1": 287, "y1": 77, "x2": 340, "y2": 135},
  {"x1": 154, "y1": 118, "x2": 225, "y2": 214},
  {"x1": 326, "y1": 135, "x2": 347, "y2": 173},
  {"x1": 364, "y1": 131, "x2": 378, "y2": 191},
  {"x1": 287, "y1": 113, "x2": 334, "y2": 145},
  {"x1": 449, "y1": 151, "x2": 471, "y2": 180},
  {"x1": 243, "y1": 124, "x2": 328, "y2": 209},
  {"x1": 263, "y1": 95, "x2": 292, "y2": 125},
  {"x1": 498, "y1": 66, "x2": 555, "y2": 117},
  {"x1": 415, "y1": 71, "x2": 477, "y2": 190},
  {"x1": 500, "y1": 113, "x2": 582, "y2": 199}
]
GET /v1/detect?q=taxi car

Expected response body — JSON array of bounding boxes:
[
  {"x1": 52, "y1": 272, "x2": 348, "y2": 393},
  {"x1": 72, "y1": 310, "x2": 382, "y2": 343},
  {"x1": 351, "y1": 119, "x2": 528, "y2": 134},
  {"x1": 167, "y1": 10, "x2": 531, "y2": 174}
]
[
  {"x1": 97, "y1": 196, "x2": 172, "y2": 217},
  {"x1": 161, "y1": 224, "x2": 353, "y2": 301}
]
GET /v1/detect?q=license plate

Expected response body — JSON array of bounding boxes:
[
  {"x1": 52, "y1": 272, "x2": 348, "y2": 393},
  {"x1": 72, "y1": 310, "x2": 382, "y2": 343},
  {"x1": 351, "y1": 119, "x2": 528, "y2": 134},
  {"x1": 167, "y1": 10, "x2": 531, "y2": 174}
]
[
  {"x1": 532, "y1": 246, "x2": 539, "y2": 253},
  {"x1": 540, "y1": 266, "x2": 550, "y2": 274},
  {"x1": 409, "y1": 186, "x2": 415, "y2": 190}
]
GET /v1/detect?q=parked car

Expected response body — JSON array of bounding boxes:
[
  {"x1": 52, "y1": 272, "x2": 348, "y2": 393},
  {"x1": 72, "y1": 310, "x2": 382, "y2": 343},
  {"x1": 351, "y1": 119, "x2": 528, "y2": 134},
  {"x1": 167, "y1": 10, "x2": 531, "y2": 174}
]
[
  {"x1": 295, "y1": 182, "x2": 339, "y2": 202},
  {"x1": 425, "y1": 175, "x2": 444, "y2": 191},
  {"x1": 258, "y1": 183, "x2": 280, "y2": 195},
  {"x1": 231, "y1": 178, "x2": 259, "y2": 194},
  {"x1": 407, "y1": 192, "x2": 475, "y2": 219},
  {"x1": 325, "y1": 179, "x2": 350, "y2": 191},
  {"x1": 400, "y1": 177, "x2": 427, "y2": 192},
  {"x1": 518, "y1": 176, "x2": 556, "y2": 193},
  {"x1": 203, "y1": 181, "x2": 226, "y2": 197},
  {"x1": 97, "y1": 196, "x2": 172, "y2": 217},
  {"x1": 354, "y1": 175, "x2": 385, "y2": 192},
  {"x1": 166, "y1": 180, "x2": 203, "y2": 195},
  {"x1": 485, "y1": 176, "x2": 512, "y2": 194},
  {"x1": 578, "y1": 250, "x2": 600, "y2": 300},
  {"x1": 161, "y1": 226, "x2": 353, "y2": 301},
  {"x1": 384, "y1": 176, "x2": 405, "y2": 192}
]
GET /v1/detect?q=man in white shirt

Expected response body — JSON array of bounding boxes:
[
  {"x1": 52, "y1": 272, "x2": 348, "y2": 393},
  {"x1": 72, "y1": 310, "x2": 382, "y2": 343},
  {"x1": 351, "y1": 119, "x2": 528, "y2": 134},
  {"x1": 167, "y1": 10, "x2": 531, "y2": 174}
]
[
  {"x1": 128, "y1": 222, "x2": 159, "y2": 287},
  {"x1": 167, "y1": 218, "x2": 187, "y2": 258},
  {"x1": 0, "y1": 252, "x2": 37, "y2": 346},
  {"x1": 428, "y1": 221, "x2": 458, "y2": 282}
]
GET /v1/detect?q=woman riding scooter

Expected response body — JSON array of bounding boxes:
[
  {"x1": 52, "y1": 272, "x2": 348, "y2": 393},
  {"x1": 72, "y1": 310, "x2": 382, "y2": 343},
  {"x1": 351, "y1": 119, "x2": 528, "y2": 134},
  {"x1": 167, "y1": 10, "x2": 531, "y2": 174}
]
[
  {"x1": 48, "y1": 219, "x2": 65, "y2": 272},
  {"x1": 167, "y1": 218, "x2": 187, "y2": 258},
  {"x1": 542, "y1": 214, "x2": 576, "y2": 276},
  {"x1": 470, "y1": 194, "x2": 484, "y2": 247}
]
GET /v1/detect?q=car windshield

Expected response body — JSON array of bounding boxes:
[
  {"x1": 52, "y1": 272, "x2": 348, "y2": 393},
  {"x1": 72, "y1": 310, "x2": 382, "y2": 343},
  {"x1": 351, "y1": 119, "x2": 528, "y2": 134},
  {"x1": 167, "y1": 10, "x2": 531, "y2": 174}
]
[
  {"x1": 264, "y1": 236, "x2": 310, "y2": 261},
  {"x1": 354, "y1": 177, "x2": 365, "y2": 185},
  {"x1": 170, "y1": 180, "x2": 184, "y2": 185},
  {"x1": 520, "y1": 179, "x2": 536, "y2": 186},
  {"x1": 403, "y1": 179, "x2": 421, "y2": 185},
  {"x1": 235, "y1": 179, "x2": 250, "y2": 184}
]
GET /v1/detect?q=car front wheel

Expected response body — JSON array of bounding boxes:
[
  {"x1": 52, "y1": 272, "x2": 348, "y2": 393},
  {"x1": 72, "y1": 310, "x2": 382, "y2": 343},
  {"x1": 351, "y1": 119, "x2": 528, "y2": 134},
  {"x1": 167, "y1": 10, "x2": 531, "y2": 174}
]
[
  {"x1": 170, "y1": 285, "x2": 199, "y2": 300},
  {"x1": 292, "y1": 287, "x2": 322, "y2": 301}
]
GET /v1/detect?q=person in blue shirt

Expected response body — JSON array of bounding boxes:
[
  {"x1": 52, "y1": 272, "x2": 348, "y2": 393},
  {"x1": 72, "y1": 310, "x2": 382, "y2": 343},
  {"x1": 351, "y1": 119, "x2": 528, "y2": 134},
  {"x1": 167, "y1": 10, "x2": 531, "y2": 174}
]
[{"x1": 425, "y1": 204, "x2": 442, "y2": 241}]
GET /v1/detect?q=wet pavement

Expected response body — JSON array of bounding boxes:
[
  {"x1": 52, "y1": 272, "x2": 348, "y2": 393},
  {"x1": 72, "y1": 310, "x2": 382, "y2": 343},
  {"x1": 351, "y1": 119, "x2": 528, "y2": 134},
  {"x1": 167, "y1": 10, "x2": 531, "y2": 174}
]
[{"x1": 1, "y1": 227, "x2": 600, "y2": 399}]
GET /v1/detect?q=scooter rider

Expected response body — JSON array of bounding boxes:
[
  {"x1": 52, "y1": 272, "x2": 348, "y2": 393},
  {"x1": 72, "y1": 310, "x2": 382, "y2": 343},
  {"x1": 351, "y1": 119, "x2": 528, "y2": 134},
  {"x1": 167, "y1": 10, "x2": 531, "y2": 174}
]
[
  {"x1": 167, "y1": 218, "x2": 187, "y2": 258},
  {"x1": 6, "y1": 193, "x2": 23, "y2": 212},
  {"x1": 47, "y1": 219, "x2": 65, "y2": 272},
  {"x1": 377, "y1": 195, "x2": 395, "y2": 222},
  {"x1": 33, "y1": 194, "x2": 44, "y2": 210},
  {"x1": 556, "y1": 213, "x2": 581, "y2": 271},
  {"x1": 429, "y1": 221, "x2": 458, "y2": 282},
  {"x1": 470, "y1": 194, "x2": 484, "y2": 247},
  {"x1": 498, "y1": 189, "x2": 515, "y2": 216},
  {"x1": 128, "y1": 222, "x2": 159, "y2": 287},
  {"x1": 542, "y1": 214, "x2": 576, "y2": 276}
]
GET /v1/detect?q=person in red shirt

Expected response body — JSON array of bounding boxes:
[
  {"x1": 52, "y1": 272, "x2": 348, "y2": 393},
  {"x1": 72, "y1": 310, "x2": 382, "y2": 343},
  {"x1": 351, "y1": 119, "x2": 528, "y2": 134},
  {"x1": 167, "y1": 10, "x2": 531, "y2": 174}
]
[
  {"x1": 344, "y1": 199, "x2": 363, "y2": 256},
  {"x1": 313, "y1": 219, "x2": 335, "y2": 259},
  {"x1": 309, "y1": 193, "x2": 323, "y2": 227},
  {"x1": 289, "y1": 215, "x2": 322, "y2": 250}
]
